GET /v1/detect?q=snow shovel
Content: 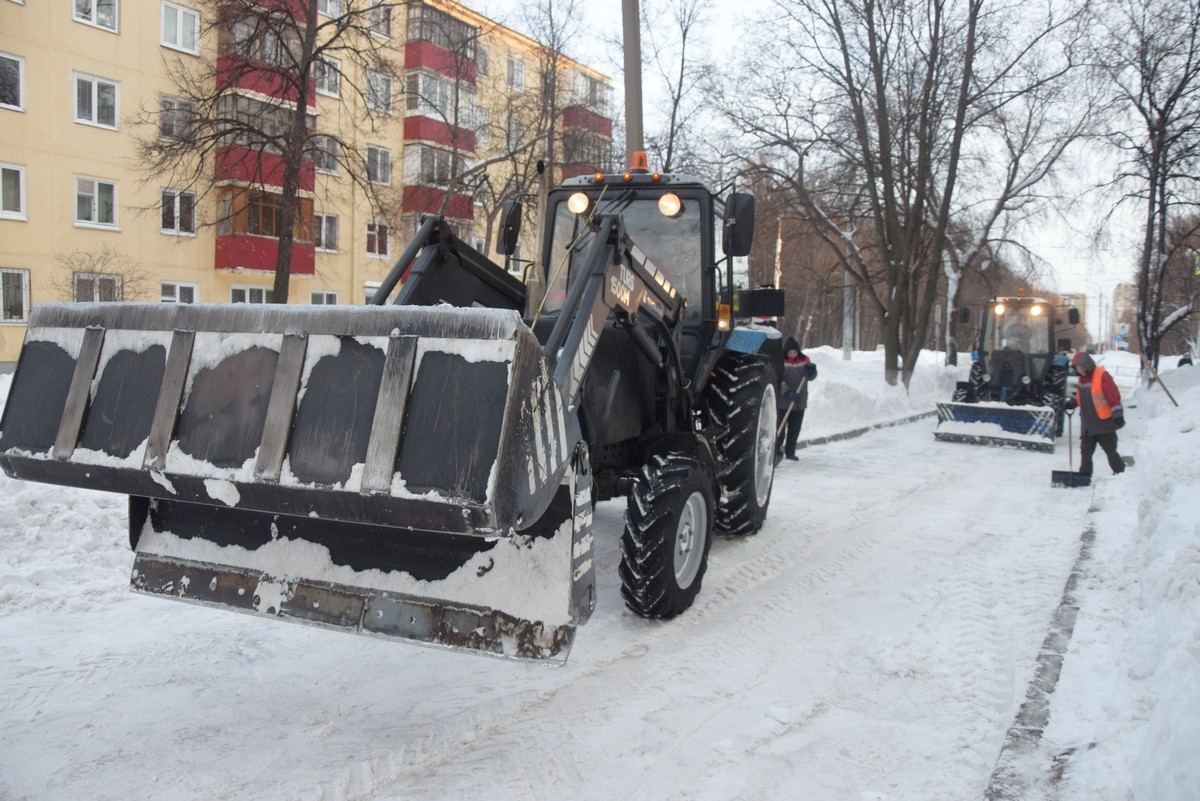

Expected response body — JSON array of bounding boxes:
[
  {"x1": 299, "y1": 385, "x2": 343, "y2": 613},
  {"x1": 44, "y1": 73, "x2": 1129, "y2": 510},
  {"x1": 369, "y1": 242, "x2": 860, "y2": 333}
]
[
  {"x1": 1051, "y1": 409, "x2": 1090, "y2": 488},
  {"x1": 774, "y1": 376, "x2": 808, "y2": 464}
]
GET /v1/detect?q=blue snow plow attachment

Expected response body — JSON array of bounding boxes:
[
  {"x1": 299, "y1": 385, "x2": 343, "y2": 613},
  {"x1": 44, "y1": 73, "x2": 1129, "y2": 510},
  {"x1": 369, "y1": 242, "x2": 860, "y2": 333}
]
[{"x1": 933, "y1": 402, "x2": 1057, "y2": 453}]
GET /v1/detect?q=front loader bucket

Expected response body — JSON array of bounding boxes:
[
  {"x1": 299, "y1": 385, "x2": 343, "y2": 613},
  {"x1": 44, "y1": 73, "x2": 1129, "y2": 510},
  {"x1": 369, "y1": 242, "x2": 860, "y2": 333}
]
[
  {"x1": 0, "y1": 303, "x2": 594, "y2": 661},
  {"x1": 933, "y1": 401, "x2": 1056, "y2": 453}
]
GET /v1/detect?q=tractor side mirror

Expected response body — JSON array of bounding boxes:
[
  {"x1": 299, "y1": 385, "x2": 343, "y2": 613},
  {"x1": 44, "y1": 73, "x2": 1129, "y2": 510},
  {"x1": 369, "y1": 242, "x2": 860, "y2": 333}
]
[
  {"x1": 722, "y1": 193, "x2": 755, "y2": 257},
  {"x1": 1068, "y1": 308, "x2": 1080, "y2": 325},
  {"x1": 497, "y1": 200, "x2": 522, "y2": 256},
  {"x1": 959, "y1": 308, "x2": 971, "y2": 324}
]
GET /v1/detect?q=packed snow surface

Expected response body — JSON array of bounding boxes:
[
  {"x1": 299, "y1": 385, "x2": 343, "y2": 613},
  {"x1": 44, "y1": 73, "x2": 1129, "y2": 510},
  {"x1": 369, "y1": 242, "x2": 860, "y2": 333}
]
[{"x1": 1, "y1": 347, "x2": 1197, "y2": 801}]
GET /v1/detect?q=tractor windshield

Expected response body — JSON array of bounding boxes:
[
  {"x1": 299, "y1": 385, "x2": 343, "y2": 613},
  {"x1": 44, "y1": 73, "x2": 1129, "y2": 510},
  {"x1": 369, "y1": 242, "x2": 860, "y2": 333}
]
[
  {"x1": 987, "y1": 301, "x2": 1052, "y2": 354},
  {"x1": 542, "y1": 194, "x2": 704, "y2": 323}
]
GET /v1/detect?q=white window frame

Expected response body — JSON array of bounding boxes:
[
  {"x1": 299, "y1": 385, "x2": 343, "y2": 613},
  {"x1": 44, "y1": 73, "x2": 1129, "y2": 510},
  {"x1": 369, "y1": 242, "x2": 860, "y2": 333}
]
[
  {"x1": 507, "y1": 57, "x2": 525, "y2": 91},
  {"x1": 314, "y1": 211, "x2": 338, "y2": 252},
  {"x1": 369, "y1": 3, "x2": 391, "y2": 37},
  {"x1": 73, "y1": 0, "x2": 119, "y2": 32},
  {"x1": 476, "y1": 46, "x2": 488, "y2": 76},
  {"x1": 161, "y1": 1, "x2": 200, "y2": 55},
  {"x1": 363, "y1": 281, "x2": 381, "y2": 305},
  {"x1": 366, "y1": 221, "x2": 389, "y2": 257},
  {"x1": 74, "y1": 175, "x2": 118, "y2": 229},
  {"x1": 1, "y1": 267, "x2": 30, "y2": 323},
  {"x1": 74, "y1": 72, "x2": 119, "y2": 130},
  {"x1": 160, "y1": 188, "x2": 196, "y2": 235},
  {"x1": 230, "y1": 285, "x2": 274, "y2": 304},
  {"x1": 311, "y1": 134, "x2": 339, "y2": 174},
  {"x1": 366, "y1": 70, "x2": 393, "y2": 114},
  {"x1": 310, "y1": 290, "x2": 338, "y2": 305},
  {"x1": 1, "y1": 51, "x2": 25, "y2": 112},
  {"x1": 315, "y1": 55, "x2": 340, "y2": 97},
  {"x1": 317, "y1": 0, "x2": 343, "y2": 17},
  {"x1": 1, "y1": 163, "x2": 26, "y2": 221},
  {"x1": 160, "y1": 281, "x2": 197, "y2": 303},
  {"x1": 73, "y1": 272, "x2": 122, "y2": 302},
  {"x1": 366, "y1": 145, "x2": 391, "y2": 185},
  {"x1": 159, "y1": 96, "x2": 194, "y2": 140}
]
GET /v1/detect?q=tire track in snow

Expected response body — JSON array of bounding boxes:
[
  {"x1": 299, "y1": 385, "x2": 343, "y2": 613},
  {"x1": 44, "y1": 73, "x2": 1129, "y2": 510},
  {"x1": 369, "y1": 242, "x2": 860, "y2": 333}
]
[{"x1": 364, "y1": 422, "x2": 1084, "y2": 801}]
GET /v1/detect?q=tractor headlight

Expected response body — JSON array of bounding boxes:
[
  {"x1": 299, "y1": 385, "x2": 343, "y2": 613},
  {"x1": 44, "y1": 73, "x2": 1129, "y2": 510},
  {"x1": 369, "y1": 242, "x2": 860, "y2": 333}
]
[
  {"x1": 658, "y1": 192, "x2": 683, "y2": 218},
  {"x1": 1022, "y1": 375, "x2": 1031, "y2": 385},
  {"x1": 1031, "y1": 305, "x2": 1044, "y2": 316},
  {"x1": 567, "y1": 192, "x2": 592, "y2": 216},
  {"x1": 994, "y1": 303, "x2": 1006, "y2": 315}
]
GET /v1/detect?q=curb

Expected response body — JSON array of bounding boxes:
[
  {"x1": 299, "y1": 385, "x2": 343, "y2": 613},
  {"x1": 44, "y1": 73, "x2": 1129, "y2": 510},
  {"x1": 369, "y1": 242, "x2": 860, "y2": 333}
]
[{"x1": 794, "y1": 410, "x2": 939, "y2": 451}]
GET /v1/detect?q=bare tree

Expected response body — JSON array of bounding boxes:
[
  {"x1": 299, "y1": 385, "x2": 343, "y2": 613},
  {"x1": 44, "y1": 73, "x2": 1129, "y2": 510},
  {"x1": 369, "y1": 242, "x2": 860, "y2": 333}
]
[
  {"x1": 1091, "y1": 0, "x2": 1200, "y2": 367},
  {"x1": 51, "y1": 245, "x2": 154, "y2": 302},
  {"x1": 641, "y1": 0, "x2": 716, "y2": 173},
  {"x1": 726, "y1": 0, "x2": 1087, "y2": 385},
  {"x1": 134, "y1": 0, "x2": 403, "y2": 303}
]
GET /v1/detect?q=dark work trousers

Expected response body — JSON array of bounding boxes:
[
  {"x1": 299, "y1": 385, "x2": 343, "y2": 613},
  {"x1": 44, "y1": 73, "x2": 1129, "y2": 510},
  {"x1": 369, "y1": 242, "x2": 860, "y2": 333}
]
[
  {"x1": 1080, "y1": 432, "x2": 1125, "y2": 475},
  {"x1": 776, "y1": 407, "x2": 806, "y2": 458}
]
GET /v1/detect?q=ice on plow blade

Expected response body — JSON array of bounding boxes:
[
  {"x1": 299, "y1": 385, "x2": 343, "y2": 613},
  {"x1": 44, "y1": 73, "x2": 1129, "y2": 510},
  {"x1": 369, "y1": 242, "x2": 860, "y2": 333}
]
[
  {"x1": 933, "y1": 401, "x2": 1056, "y2": 453},
  {"x1": 0, "y1": 303, "x2": 596, "y2": 662}
]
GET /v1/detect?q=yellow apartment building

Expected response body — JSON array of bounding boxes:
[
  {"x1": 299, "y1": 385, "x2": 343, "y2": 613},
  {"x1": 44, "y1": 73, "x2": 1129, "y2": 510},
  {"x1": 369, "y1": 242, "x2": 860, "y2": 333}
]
[{"x1": 0, "y1": 0, "x2": 613, "y2": 367}]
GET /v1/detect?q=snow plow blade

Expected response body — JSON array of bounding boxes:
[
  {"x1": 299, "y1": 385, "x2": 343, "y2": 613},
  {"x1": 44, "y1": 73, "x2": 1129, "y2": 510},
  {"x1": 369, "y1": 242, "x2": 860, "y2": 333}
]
[
  {"x1": 933, "y1": 401, "x2": 1056, "y2": 453},
  {"x1": 0, "y1": 302, "x2": 594, "y2": 661}
]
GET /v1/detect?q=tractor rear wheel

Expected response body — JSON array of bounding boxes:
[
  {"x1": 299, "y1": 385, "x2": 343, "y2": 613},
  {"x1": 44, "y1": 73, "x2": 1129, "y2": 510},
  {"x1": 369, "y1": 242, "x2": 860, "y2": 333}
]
[
  {"x1": 619, "y1": 453, "x2": 714, "y2": 618},
  {"x1": 704, "y1": 353, "x2": 777, "y2": 537}
]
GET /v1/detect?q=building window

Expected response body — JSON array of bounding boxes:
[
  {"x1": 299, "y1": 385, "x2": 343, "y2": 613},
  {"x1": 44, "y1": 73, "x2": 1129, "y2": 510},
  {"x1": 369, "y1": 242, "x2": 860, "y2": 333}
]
[
  {"x1": 311, "y1": 290, "x2": 338, "y2": 305},
  {"x1": 228, "y1": 14, "x2": 298, "y2": 68},
  {"x1": 74, "y1": 73, "x2": 119, "y2": 129},
  {"x1": 245, "y1": 191, "x2": 284, "y2": 237},
  {"x1": 366, "y1": 145, "x2": 391, "y2": 184},
  {"x1": 161, "y1": 189, "x2": 196, "y2": 235},
  {"x1": 75, "y1": 176, "x2": 117, "y2": 228},
  {"x1": 405, "y1": 71, "x2": 474, "y2": 122},
  {"x1": 317, "y1": 0, "x2": 342, "y2": 16},
  {"x1": 314, "y1": 212, "x2": 338, "y2": 252},
  {"x1": 311, "y1": 135, "x2": 339, "y2": 173},
  {"x1": 1, "y1": 163, "x2": 26, "y2": 220},
  {"x1": 74, "y1": 272, "x2": 122, "y2": 302},
  {"x1": 367, "y1": 70, "x2": 392, "y2": 113},
  {"x1": 315, "y1": 56, "x2": 340, "y2": 97},
  {"x1": 406, "y1": 144, "x2": 463, "y2": 187},
  {"x1": 162, "y1": 2, "x2": 199, "y2": 54},
  {"x1": 406, "y1": 3, "x2": 477, "y2": 58},
  {"x1": 160, "y1": 281, "x2": 197, "y2": 303},
  {"x1": 476, "y1": 46, "x2": 488, "y2": 76},
  {"x1": 218, "y1": 187, "x2": 312, "y2": 240},
  {"x1": 506, "y1": 58, "x2": 525, "y2": 91},
  {"x1": 74, "y1": 0, "x2": 118, "y2": 32},
  {"x1": 366, "y1": 222, "x2": 389, "y2": 257},
  {"x1": 369, "y1": 2, "x2": 391, "y2": 37},
  {"x1": 1, "y1": 267, "x2": 30, "y2": 322},
  {"x1": 231, "y1": 286, "x2": 274, "y2": 303},
  {"x1": 363, "y1": 282, "x2": 381, "y2": 304},
  {"x1": 1, "y1": 52, "x2": 24, "y2": 111},
  {"x1": 160, "y1": 96, "x2": 195, "y2": 140}
]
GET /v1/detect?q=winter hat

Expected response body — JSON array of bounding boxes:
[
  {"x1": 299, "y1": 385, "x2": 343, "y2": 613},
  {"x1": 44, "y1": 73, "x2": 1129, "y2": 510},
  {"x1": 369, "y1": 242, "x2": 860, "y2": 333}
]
[
  {"x1": 784, "y1": 337, "x2": 801, "y2": 355},
  {"x1": 1071, "y1": 351, "x2": 1095, "y2": 374}
]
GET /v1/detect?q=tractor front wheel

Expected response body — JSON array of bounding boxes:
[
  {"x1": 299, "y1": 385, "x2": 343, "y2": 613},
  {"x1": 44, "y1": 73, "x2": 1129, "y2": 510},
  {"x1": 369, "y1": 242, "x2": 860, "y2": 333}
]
[{"x1": 619, "y1": 453, "x2": 714, "y2": 618}]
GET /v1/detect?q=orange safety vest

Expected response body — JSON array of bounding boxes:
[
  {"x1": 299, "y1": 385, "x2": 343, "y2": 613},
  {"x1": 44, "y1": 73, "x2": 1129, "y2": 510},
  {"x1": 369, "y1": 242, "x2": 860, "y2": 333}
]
[{"x1": 1076, "y1": 366, "x2": 1115, "y2": 420}]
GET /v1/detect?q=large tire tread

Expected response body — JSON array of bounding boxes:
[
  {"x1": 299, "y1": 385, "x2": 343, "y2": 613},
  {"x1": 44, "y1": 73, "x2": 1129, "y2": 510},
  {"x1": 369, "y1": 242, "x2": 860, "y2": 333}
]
[
  {"x1": 619, "y1": 454, "x2": 713, "y2": 619},
  {"x1": 704, "y1": 353, "x2": 776, "y2": 537}
]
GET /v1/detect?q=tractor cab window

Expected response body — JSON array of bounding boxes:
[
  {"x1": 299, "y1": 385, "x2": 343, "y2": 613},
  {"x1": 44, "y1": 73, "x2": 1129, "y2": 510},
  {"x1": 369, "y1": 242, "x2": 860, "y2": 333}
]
[
  {"x1": 987, "y1": 302, "x2": 1051, "y2": 355},
  {"x1": 543, "y1": 192, "x2": 705, "y2": 324}
]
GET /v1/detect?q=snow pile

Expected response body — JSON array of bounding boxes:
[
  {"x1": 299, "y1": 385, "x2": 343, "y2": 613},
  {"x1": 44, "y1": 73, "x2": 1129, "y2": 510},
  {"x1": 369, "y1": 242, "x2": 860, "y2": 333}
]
[
  {"x1": 1045, "y1": 359, "x2": 1200, "y2": 801},
  {"x1": 799, "y1": 346, "x2": 960, "y2": 439}
]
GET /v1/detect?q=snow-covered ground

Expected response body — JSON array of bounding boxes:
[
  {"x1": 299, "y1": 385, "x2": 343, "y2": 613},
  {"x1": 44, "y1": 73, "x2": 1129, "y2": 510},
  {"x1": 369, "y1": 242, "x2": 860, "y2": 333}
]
[{"x1": 1, "y1": 347, "x2": 1197, "y2": 801}]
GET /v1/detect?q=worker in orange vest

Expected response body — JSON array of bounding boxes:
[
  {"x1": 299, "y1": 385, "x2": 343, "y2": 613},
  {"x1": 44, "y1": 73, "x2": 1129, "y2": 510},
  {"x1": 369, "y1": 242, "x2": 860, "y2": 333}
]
[{"x1": 1064, "y1": 352, "x2": 1126, "y2": 476}]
